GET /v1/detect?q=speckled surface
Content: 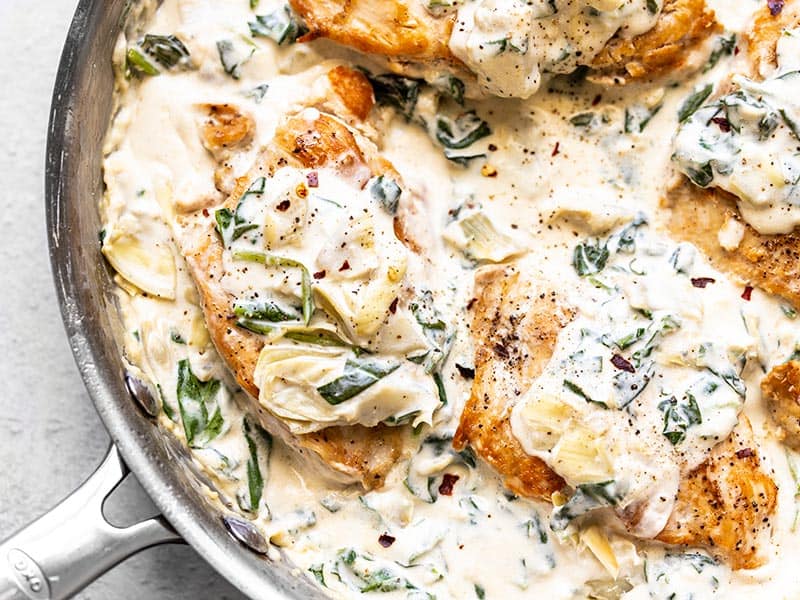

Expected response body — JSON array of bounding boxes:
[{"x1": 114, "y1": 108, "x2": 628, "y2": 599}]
[{"x1": 0, "y1": 1, "x2": 245, "y2": 597}]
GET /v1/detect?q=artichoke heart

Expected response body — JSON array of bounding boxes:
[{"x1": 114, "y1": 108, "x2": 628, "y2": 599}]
[
  {"x1": 102, "y1": 231, "x2": 177, "y2": 299},
  {"x1": 253, "y1": 342, "x2": 438, "y2": 434}
]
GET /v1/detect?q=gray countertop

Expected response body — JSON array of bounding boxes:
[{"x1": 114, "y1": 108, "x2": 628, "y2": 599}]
[{"x1": 0, "y1": 2, "x2": 245, "y2": 597}]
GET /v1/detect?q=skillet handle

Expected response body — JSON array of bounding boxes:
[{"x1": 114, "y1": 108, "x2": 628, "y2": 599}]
[{"x1": 0, "y1": 446, "x2": 183, "y2": 600}]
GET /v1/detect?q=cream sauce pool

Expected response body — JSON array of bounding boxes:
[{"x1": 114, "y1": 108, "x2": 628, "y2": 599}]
[{"x1": 102, "y1": 1, "x2": 800, "y2": 598}]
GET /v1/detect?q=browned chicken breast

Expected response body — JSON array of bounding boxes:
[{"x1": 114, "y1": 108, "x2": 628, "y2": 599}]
[
  {"x1": 290, "y1": 0, "x2": 718, "y2": 93},
  {"x1": 761, "y1": 360, "x2": 800, "y2": 451},
  {"x1": 455, "y1": 262, "x2": 778, "y2": 569},
  {"x1": 590, "y1": 0, "x2": 719, "y2": 83},
  {"x1": 664, "y1": 0, "x2": 800, "y2": 307},
  {"x1": 179, "y1": 67, "x2": 422, "y2": 488}
]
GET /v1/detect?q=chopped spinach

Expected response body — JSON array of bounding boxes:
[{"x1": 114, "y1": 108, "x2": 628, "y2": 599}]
[
  {"x1": 368, "y1": 73, "x2": 422, "y2": 120},
  {"x1": 216, "y1": 38, "x2": 254, "y2": 79},
  {"x1": 436, "y1": 111, "x2": 492, "y2": 149},
  {"x1": 678, "y1": 84, "x2": 713, "y2": 122},
  {"x1": 317, "y1": 357, "x2": 400, "y2": 405},
  {"x1": 563, "y1": 379, "x2": 607, "y2": 409},
  {"x1": 126, "y1": 47, "x2": 159, "y2": 77},
  {"x1": 704, "y1": 33, "x2": 736, "y2": 73},
  {"x1": 249, "y1": 5, "x2": 307, "y2": 44},
  {"x1": 624, "y1": 103, "x2": 662, "y2": 133},
  {"x1": 233, "y1": 250, "x2": 314, "y2": 325},
  {"x1": 176, "y1": 359, "x2": 223, "y2": 447},
  {"x1": 233, "y1": 299, "x2": 301, "y2": 334},
  {"x1": 140, "y1": 34, "x2": 191, "y2": 69},
  {"x1": 658, "y1": 393, "x2": 702, "y2": 445},
  {"x1": 242, "y1": 417, "x2": 271, "y2": 513},
  {"x1": 551, "y1": 481, "x2": 621, "y2": 531},
  {"x1": 573, "y1": 240, "x2": 609, "y2": 276},
  {"x1": 370, "y1": 175, "x2": 402, "y2": 214}
]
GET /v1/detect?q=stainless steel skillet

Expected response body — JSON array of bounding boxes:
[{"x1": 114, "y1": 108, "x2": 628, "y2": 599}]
[{"x1": 0, "y1": 1, "x2": 321, "y2": 598}]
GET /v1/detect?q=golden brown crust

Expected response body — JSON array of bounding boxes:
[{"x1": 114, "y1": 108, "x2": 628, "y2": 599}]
[
  {"x1": 745, "y1": 0, "x2": 800, "y2": 78},
  {"x1": 761, "y1": 360, "x2": 800, "y2": 450},
  {"x1": 591, "y1": 0, "x2": 719, "y2": 82},
  {"x1": 290, "y1": 0, "x2": 454, "y2": 62},
  {"x1": 663, "y1": 179, "x2": 800, "y2": 307},
  {"x1": 180, "y1": 72, "x2": 417, "y2": 488},
  {"x1": 458, "y1": 264, "x2": 777, "y2": 568},
  {"x1": 657, "y1": 417, "x2": 778, "y2": 570},
  {"x1": 326, "y1": 65, "x2": 376, "y2": 121},
  {"x1": 453, "y1": 265, "x2": 569, "y2": 501},
  {"x1": 200, "y1": 104, "x2": 255, "y2": 154}
]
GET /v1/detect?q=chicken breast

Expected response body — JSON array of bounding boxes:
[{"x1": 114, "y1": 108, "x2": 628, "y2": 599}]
[
  {"x1": 664, "y1": 0, "x2": 800, "y2": 307},
  {"x1": 452, "y1": 264, "x2": 570, "y2": 501},
  {"x1": 761, "y1": 360, "x2": 800, "y2": 451},
  {"x1": 589, "y1": 0, "x2": 719, "y2": 83},
  {"x1": 455, "y1": 262, "x2": 777, "y2": 568},
  {"x1": 290, "y1": 0, "x2": 718, "y2": 93},
  {"x1": 663, "y1": 181, "x2": 800, "y2": 307},
  {"x1": 179, "y1": 67, "x2": 421, "y2": 488}
]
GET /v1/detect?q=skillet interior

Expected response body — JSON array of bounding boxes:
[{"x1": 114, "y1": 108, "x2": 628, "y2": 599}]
[{"x1": 44, "y1": 1, "x2": 323, "y2": 597}]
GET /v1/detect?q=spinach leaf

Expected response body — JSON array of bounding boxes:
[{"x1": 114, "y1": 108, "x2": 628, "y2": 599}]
[
  {"x1": 216, "y1": 39, "x2": 254, "y2": 79},
  {"x1": 563, "y1": 379, "x2": 607, "y2": 408},
  {"x1": 126, "y1": 47, "x2": 160, "y2": 77},
  {"x1": 436, "y1": 111, "x2": 492, "y2": 149},
  {"x1": 234, "y1": 299, "x2": 300, "y2": 334},
  {"x1": 678, "y1": 83, "x2": 713, "y2": 122},
  {"x1": 551, "y1": 481, "x2": 621, "y2": 531},
  {"x1": 369, "y1": 175, "x2": 402, "y2": 214},
  {"x1": 215, "y1": 177, "x2": 264, "y2": 246},
  {"x1": 249, "y1": 5, "x2": 307, "y2": 45},
  {"x1": 704, "y1": 33, "x2": 736, "y2": 73},
  {"x1": 447, "y1": 76, "x2": 466, "y2": 105},
  {"x1": 242, "y1": 417, "x2": 271, "y2": 513},
  {"x1": 572, "y1": 240, "x2": 609, "y2": 276},
  {"x1": 233, "y1": 250, "x2": 314, "y2": 324},
  {"x1": 140, "y1": 34, "x2": 191, "y2": 68},
  {"x1": 246, "y1": 83, "x2": 270, "y2": 103},
  {"x1": 570, "y1": 112, "x2": 596, "y2": 128},
  {"x1": 176, "y1": 359, "x2": 222, "y2": 447},
  {"x1": 474, "y1": 584, "x2": 486, "y2": 599},
  {"x1": 624, "y1": 103, "x2": 662, "y2": 133},
  {"x1": 659, "y1": 393, "x2": 702, "y2": 445},
  {"x1": 368, "y1": 73, "x2": 422, "y2": 120},
  {"x1": 317, "y1": 357, "x2": 400, "y2": 405},
  {"x1": 646, "y1": 0, "x2": 659, "y2": 13},
  {"x1": 684, "y1": 162, "x2": 714, "y2": 187}
]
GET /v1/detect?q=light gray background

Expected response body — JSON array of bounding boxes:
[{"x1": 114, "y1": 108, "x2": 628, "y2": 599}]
[{"x1": 0, "y1": 1, "x2": 246, "y2": 597}]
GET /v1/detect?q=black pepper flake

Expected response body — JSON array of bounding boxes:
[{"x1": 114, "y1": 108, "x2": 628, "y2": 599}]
[
  {"x1": 466, "y1": 298, "x2": 477, "y2": 311},
  {"x1": 378, "y1": 533, "x2": 396, "y2": 548},
  {"x1": 306, "y1": 171, "x2": 319, "y2": 187},
  {"x1": 768, "y1": 0, "x2": 785, "y2": 16},
  {"x1": 592, "y1": 94, "x2": 602, "y2": 106},
  {"x1": 276, "y1": 199, "x2": 291, "y2": 212},
  {"x1": 742, "y1": 285, "x2": 753, "y2": 301},
  {"x1": 339, "y1": 260, "x2": 351, "y2": 272},
  {"x1": 456, "y1": 364, "x2": 475, "y2": 379},
  {"x1": 313, "y1": 270, "x2": 326, "y2": 280},
  {"x1": 389, "y1": 297, "x2": 399, "y2": 314},
  {"x1": 438, "y1": 473, "x2": 460, "y2": 496},
  {"x1": 488, "y1": 143, "x2": 498, "y2": 152},
  {"x1": 691, "y1": 277, "x2": 716, "y2": 288},
  {"x1": 611, "y1": 354, "x2": 635, "y2": 373},
  {"x1": 493, "y1": 343, "x2": 509, "y2": 359}
]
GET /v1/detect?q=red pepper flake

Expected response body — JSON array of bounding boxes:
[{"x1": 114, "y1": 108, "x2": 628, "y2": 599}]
[
  {"x1": 691, "y1": 277, "x2": 716, "y2": 288},
  {"x1": 339, "y1": 260, "x2": 351, "y2": 272},
  {"x1": 306, "y1": 171, "x2": 319, "y2": 187},
  {"x1": 711, "y1": 117, "x2": 731, "y2": 132},
  {"x1": 378, "y1": 533, "x2": 396, "y2": 548},
  {"x1": 438, "y1": 473, "x2": 460, "y2": 496},
  {"x1": 456, "y1": 363, "x2": 475, "y2": 379},
  {"x1": 736, "y1": 447, "x2": 755, "y2": 459},
  {"x1": 276, "y1": 199, "x2": 291, "y2": 212},
  {"x1": 592, "y1": 94, "x2": 602, "y2": 106},
  {"x1": 313, "y1": 270, "x2": 326, "y2": 280},
  {"x1": 734, "y1": 45, "x2": 740, "y2": 55},
  {"x1": 551, "y1": 141, "x2": 560, "y2": 157},
  {"x1": 488, "y1": 143, "x2": 498, "y2": 152},
  {"x1": 389, "y1": 297, "x2": 399, "y2": 314},
  {"x1": 742, "y1": 285, "x2": 753, "y2": 301},
  {"x1": 466, "y1": 297, "x2": 477, "y2": 311},
  {"x1": 768, "y1": 0, "x2": 785, "y2": 16},
  {"x1": 202, "y1": 208, "x2": 210, "y2": 217},
  {"x1": 611, "y1": 354, "x2": 635, "y2": 373}
]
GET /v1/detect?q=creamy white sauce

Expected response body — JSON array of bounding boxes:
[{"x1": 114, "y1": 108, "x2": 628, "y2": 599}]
[
  {"x1": 101, "y1": 0, "x2": 800, "y2": 598},
  {"x1": 448, "y1": 0, "x2": 662, "y2": 98},
  {"x1": 673, "y1": 28, "x2": 800, "y2": 235}
]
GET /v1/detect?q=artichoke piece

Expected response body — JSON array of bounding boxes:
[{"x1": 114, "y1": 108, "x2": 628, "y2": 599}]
[{"x1": 102, "y1": 232, "x2": 177, "y2": 299}]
